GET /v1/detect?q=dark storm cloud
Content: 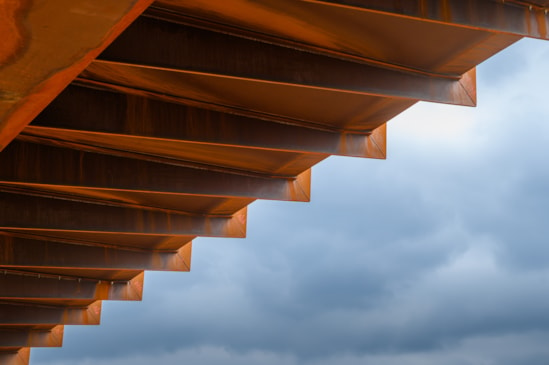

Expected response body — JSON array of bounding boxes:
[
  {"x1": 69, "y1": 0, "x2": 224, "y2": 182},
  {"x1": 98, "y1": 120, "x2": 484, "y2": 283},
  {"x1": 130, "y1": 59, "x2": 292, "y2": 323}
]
[{"x1": 33, "y1": 39, "x2": 549, "y2": 365}]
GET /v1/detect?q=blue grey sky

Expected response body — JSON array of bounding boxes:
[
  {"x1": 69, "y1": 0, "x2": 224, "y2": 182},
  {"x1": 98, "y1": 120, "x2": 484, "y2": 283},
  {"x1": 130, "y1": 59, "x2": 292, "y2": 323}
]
[{"x1": 33, "y1": 37, "x2": 549, "y2": 365}]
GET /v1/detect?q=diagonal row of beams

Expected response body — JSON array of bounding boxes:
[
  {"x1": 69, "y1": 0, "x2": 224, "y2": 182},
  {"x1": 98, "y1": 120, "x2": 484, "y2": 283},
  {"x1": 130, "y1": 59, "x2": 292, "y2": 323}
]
[{"x1": 4, "y1": 1, "x2": 538, "y2": 363}]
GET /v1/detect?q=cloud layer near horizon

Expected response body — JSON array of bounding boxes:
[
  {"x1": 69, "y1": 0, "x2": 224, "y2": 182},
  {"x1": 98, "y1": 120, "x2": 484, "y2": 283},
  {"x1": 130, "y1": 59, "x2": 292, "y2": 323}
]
[{"x1": 33, "y1": 38, "x2": 549, "y2": 365}]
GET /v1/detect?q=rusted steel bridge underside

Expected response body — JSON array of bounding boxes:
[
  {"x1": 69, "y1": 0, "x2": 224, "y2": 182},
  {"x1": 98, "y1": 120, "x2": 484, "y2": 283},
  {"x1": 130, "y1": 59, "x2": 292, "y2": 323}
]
[{"x1": 1, "y1": 1, "x2": 548, "y2": 363}]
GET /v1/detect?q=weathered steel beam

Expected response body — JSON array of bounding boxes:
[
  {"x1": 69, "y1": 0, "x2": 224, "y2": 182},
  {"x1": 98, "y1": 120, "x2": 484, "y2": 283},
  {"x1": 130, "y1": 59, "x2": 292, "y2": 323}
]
[
  {"x1": 19, "y1": 127, "x2": 325, "y2": 177},
  {"x1": 1, "y1": 140, "x2": 312, "y2": 202},
  {"x1": 0, "y1": 234, "x2": 191, "y2": 272},
  {"x1": 0, "y1": 271, "x2": 143, "y2": 301},
  {"x1": 0, "y1": 348, "x2": 30, "y2": 365},
  {"x1": 97, "y1": 17, "x2": 475, "y2": 106},
  {"x1": 528, "y1": 0, "x2": 549, "y2": 7},
  {"x1": 0, "y1": 191, "x2": 247, "y2": 238},
  {"x1": 150, "y1": 0, "x2": 520, "y2": 75},
  {"x1": 31, "y1": 85, "x2": 386, "y2": 157},
  {"x1": 0, "y1": 326, "x2": 63, "y2": 348},
  {"x1": 3, "y1": 230, "x2": 194, "y2": 252},
  {"x1": 0, "y1": 0, "x2": 153, "y2": 151},
  {"x1": 75, "y1": 76, "x2": 413, "y2": 136},
  {"x1": 0, "y1": 301, "x2": 101, "y2": 326},
  {"x1": 302, "y1": 0, "x2": 549, "y2": 39},
  {"x1": 78, "y1": 61, "x2": 430, "y2": 133}
]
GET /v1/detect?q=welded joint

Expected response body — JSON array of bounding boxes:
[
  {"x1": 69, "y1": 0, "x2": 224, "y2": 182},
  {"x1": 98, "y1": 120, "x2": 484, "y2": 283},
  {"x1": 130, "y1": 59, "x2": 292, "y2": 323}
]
[
  {"x1": 50, "y1": 325, "x2": 64, "y2": 347},
  {"x1": 292, "y1": 169, "x2": 312, "y2": 202},
  {"x1": 86, "y1": 301, "x2": 102, "y2": 325},
  {"x1": 176, "y1": 242, "x2": 192, "y2": 271},
  {"x1": 458, "y1": 68, "x2": 477, "y2": 107},
  {"x1": 368, "y1": 124, "x2": 387, "y2": 160},
  {"x1": 0, "y1": 347, "x2": 30, "y2": 365}
]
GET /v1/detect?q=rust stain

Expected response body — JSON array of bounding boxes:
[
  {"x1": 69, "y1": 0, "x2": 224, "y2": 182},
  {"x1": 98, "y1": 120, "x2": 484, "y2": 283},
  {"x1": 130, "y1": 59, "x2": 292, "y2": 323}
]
[
  {"x1": 418, "y1": 0, "x2": 428, "y2": 18},
  {"x1": 441, "y1": 0, "x2": 452, "y2": 22},
  {"x1": 49, "y1": 325, "x2": 65, "y2": 347},
  {"x1": 0, "y1": 0, "x2": 31, "y2": 68},
  {"x1": 87, "y1": 300, "x2": 102, "y2": 324},
  {"x1": 525, "y1": 5, "x2": 534, "y2": 36},
  {"x1": 535, "y1": 8, "x2": 548, "y2": 38}
]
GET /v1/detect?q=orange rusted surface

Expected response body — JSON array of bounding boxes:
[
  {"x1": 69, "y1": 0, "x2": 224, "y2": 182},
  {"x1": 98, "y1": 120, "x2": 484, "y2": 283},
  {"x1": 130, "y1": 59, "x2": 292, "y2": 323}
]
[
  {"x1": 0, "y1": 347, "x2": 30, "y2": 365},
  {"x1": 0, "y1": 301, "x2": 101, "y2": 326},
  {"x1": 0, "y1": 233, "x2": 191, "y2": 271},
  {"x1": 1, "y1": 0, "x2": 548, "y2": 363},
  {"x1": 0, "y1": 1, "x2": 30, "y2": 67},
  {"x1": 0, "y1": 0, "x2": 153, "y2": 151},
  {"x1": 0, "y1": 325, "x2": 64, "y2": 348}
]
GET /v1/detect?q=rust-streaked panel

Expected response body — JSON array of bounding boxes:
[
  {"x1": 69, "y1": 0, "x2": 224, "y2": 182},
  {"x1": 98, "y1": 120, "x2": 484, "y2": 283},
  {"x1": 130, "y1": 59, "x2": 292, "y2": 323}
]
[
  {"x1": 0, "y1": 301, "x2": 101, "y2": 326},
  {"x1": 0, "y1": 234, "x2": 191, "y2": 272},
  {"x1": 0, "y1": 192, "x2": 247, "y2": 238},
  {"x1": 3, "y1": 230, "x2": 194, "y2": 251},
  {"x1": 0, "y1": 325, "x2": 64, "y2": 348},
  {"x1": 30, "y1": 85, "x2": 385, "y2": 157},
  {"x1": 0, "y1": 271, "x2": 143, "y2": 301},
  {"x1": 99, "y1": 16, "x2": 474, "y2": 105},
  {"x1": 0, "y1": 0, "x2": 154, "y2": 151},
  {"x1": 76, "y1": 76, "x2": 418, "y2": 133},
  {"x1": 20, "y1": 127, "x2": 327, "y2": 177},
  {"x1": 302, "y1": 0, "x2": 549, "y2": 39},
  {"x1": 1, "y1": 140, "x2": 312, "y2": 202},
  {"x1": 80, "y1": 61, "x2": 419, "y2": 131},
  {"x1": 152, "y1": 0, "x2": 525, "y2": 73},
  {"x1": 0, "y1": 347, "x2": 30, "y2": 365}
]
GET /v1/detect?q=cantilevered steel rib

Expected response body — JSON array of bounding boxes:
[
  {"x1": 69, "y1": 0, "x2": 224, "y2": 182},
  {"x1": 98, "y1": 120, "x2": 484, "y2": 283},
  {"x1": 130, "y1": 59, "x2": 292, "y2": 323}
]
[
  {"x1": 0, "y1": 234, "x2": 191, "y2": 272},
  {"x1": 0, "y1": 192, "x2": 247, "y2": 237},
  {"x1": 0, "y1": 301, "x2": 102, "y2": 326},
  {"x1": 74, "y1": 76, "x2": 406, "y2": 135},
  {"x1": 1, "y1": 0, "x2": 548, "y2": 363},
  {"x1": 151, "y1": 0, "x2": 524, "y2": 75},
  {"x1": 0, "y1": 348, "x2": 30, "y2": 365},
  {"x1": 1, "y1": 141, "x2": 312, "y2": 203},
  {"x1": 98, "y1": 16, "x2": 477, "y2": 106},
  {"x1": 28, "y1": 85, "x2": 386, "y2": 158},
  {"x1": 81, "y1": 61, "x2": 422, "y2": 133},
  {"x1": 302, "y1": 0, "x2": 549, "y2": 39},
  {"x1": 0, "y1": 326, "x2": 64, "y2": 348},
  {"x1": 0, "y1": 271, "x2": 144, "y2": 302}
]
